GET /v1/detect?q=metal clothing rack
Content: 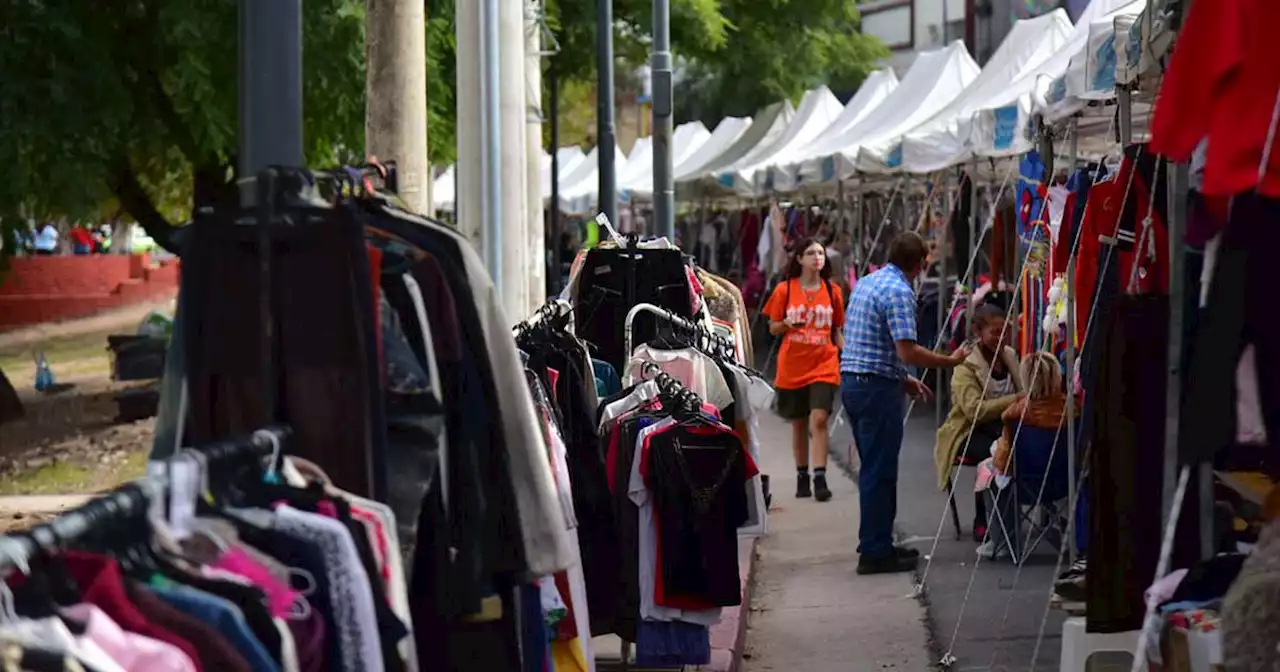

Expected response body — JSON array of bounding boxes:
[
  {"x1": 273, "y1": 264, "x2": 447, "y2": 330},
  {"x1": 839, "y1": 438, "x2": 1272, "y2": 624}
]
[
  {"x1": 624, "y1": 302, "x2": 736, "y2": 364},
  {"x1": 0, "y1": 425, "x2": 290, "y2": 575}
]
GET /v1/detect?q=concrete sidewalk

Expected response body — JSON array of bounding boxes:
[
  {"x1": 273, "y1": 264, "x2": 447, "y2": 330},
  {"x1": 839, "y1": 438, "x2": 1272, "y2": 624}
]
[{"x1": 743, "y1": 416, "x2": 931, "y2": 672}]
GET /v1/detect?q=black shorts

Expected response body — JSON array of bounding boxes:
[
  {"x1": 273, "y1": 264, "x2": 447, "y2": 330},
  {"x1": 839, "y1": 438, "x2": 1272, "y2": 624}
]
[{"x1": 774, "y1": 383, "x2": 838, "y2": 420}]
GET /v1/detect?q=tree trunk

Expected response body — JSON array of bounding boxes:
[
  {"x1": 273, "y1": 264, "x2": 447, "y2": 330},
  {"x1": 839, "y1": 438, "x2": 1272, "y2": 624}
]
[{"x1": 111, "y1": 160, "x2": 179, "y2": 255}]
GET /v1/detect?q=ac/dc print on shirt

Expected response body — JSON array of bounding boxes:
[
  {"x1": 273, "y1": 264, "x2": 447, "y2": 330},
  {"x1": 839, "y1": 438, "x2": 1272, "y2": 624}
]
[{"x1": 763, "y1": 279, "x2": 845, "y2": 390}]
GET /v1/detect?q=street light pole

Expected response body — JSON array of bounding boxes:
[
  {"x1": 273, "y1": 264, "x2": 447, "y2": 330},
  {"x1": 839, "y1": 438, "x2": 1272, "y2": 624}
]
[
  {"x1": 237, "y1": 0, "x2": 304, "y2": 190},
  {"x1": 595, "y1": 0, "x2": 617, "y2": 225},
  {"x1": 651, "y1": 0, "x2": 675, "y2": 239}
]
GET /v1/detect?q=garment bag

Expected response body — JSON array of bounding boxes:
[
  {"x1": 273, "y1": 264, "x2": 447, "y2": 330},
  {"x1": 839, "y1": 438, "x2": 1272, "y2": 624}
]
[{"x1": 182, "y1": 205, "x2": 386, "y2": 499}]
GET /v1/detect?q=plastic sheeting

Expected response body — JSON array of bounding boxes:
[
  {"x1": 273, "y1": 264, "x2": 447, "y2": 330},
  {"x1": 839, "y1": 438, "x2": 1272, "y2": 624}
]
[
  {"x1": 769, "y1": 69, "x2": 899, "y2": 193},
  {"x1": 676, "y1": 100, "x2": 795, "y2": 194},
  {"x1": 896, "y1": 11, "x2": 1073, "y2": 174},
  {"x1": 799, "y1": 41, "x2": 979, "y2": 185},
  {"x1": 713, "y1": 86, "x2": 844, "y2": 196}
]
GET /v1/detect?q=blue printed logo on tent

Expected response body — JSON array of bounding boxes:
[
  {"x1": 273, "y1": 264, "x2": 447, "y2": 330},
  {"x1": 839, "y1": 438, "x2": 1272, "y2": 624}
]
[
  {"x1": 717, "y1": 173, "x2": 734, "y2": 189},
  {"x1": 1049, "y1": 77, "x2": 1067, "y2": 104},
  {"x1": 1092, "y1": 34, "x2": 1117, "y2": 92},
  {"x1": 993, "y1": 105, "x2": 1019, "y2": 151},
  {"x1": 821, "y1": 157, "x2": 835, "y2": 183},
  {"x1": 1126, "y1": 20, "x2": 1141, "y2": 70},
  {"x1": 619, "y1": 189, "x2": 632, "y2": 204},
  {"x1": 885, "y1": 145, "x2": 903, "y2": 169}
]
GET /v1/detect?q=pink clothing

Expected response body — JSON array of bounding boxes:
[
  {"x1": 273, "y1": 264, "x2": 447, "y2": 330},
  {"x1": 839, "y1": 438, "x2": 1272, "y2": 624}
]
[
  {"x1": 64, "y1": 603, "x2": 198, "y2": 672},
  {"x1": 351, "y1": 506, "x2": 392, "y2": 585},
  {"x1": 213, "y1": 547, "x2": 303, "y2": 619}
]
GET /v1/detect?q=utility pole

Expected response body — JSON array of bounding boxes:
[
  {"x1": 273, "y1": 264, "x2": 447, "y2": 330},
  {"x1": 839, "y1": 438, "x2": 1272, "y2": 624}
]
[
  {"x1": 651, "y1": 0, "x2": 674, "y2": 239},
  {"x1": 237, "y1": 0, "x2": 304, "y2": 188},
  {"x1": 365, "y1": 0, "x2": 431, "y2": 214},
  {"x1": 456, "y1": 0, "x2": 484, "y2": 251},
  {"x1": 549, "y1": 60, "x2": 562, "y2": 293},
  {"x1": 596, "y1": 0, "x2": 617, "y2": 225},
  {"x1": 525, "y1": 0, "x2": 546, "y2": 310},
  {"x1": 500, "y1": 0, "x2": 529, "y2": 317}
]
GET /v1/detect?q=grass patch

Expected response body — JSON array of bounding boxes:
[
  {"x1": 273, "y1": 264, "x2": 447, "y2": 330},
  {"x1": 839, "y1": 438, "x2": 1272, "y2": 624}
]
[
  {"x1": 0, "y1": 449, "x2": 149, "y2": 496},
  {"x1": 0, "y1": 331, "x2": 112, "y2": 384}
]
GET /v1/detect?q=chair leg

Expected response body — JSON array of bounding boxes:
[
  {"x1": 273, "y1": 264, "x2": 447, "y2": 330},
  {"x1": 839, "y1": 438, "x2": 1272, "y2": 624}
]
[{"x1": 947, "y1": 479, "x2": 962, "y2": 540}]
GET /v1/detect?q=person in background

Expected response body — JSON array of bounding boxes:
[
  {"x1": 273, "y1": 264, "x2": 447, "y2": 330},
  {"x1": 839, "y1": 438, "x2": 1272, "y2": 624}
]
[
  {"x1": 977, "y1": 351, "x2": 1069, "y2": 559},
  {"x1": 764, "y1": 237, "x2": 845, "y2": 502},
  {"x1": 32, "y1": 222, "x2": 58, "y2": 255},
  {"x1": 826, "y1": 232, "x2": 854, "y2": 299},
  {"x1": 69, "y1": 223, "x2": 93, "y2": 255},
  {"x1": 934, "y1": 303, "x2": 1024, "y2": 542},
  {"x1": 841, "y1": 231, "x2": 969, "y2": 574}
]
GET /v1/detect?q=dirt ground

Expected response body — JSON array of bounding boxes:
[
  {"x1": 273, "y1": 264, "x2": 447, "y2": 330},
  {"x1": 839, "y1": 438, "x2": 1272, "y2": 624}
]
[{"x1": 0, "y1": 300, "x2": 173, "y2": 501}]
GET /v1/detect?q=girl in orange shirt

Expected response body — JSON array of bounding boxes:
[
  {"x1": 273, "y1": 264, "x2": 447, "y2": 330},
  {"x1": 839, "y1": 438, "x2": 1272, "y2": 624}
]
[{"x1": 764, "y1": 238, "x2": 845, "y2": 502}]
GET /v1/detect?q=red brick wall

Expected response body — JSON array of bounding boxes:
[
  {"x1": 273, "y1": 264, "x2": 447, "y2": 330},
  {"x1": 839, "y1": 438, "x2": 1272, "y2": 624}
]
[{"x1": 0, "y1": 254, "x2": 179, "y2": 331}]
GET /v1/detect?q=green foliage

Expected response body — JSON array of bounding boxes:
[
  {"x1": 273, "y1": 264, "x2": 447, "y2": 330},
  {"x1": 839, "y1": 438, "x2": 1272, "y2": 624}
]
[
  {"x1": 672, "y1": 0, "x2": 890, "y2": 124},
  {"x1": 0, "y1": 0, "x2": 366, "y2": 247}
]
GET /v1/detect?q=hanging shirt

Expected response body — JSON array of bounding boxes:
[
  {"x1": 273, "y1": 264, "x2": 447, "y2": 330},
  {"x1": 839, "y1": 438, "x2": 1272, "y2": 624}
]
[
  {"x1": 628, "y1": 418, "x2": 722, "y2": 626},
  {"x1": 623, "y1": 346, "x2": 736, "y2": 412},
  {"x1": 1149, "y1": 0, "x2": 1280, "y2": 197},
  {"x1": 62, "y1": 603, "x2": 198, "y2": 672},
  {"x1": 763, "y1": 279, "x2": 845, "y2": 390}
]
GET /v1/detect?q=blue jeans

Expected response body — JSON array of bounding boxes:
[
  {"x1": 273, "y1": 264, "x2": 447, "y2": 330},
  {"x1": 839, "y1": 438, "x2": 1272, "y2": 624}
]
[{"x1": 841, "y1": 373, "x2": 904, "y2": 558}]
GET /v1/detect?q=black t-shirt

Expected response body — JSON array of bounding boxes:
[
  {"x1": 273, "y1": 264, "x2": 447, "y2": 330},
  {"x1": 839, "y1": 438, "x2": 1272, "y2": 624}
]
[{"x1": 646, "y1": 424, "x2": 750, "y2": 607}]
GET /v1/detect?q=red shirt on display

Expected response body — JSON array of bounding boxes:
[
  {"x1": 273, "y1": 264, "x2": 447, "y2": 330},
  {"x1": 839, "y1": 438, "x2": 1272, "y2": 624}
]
[{"x1": 1150, "y1": 0, "x2": 1280, "y2": 197}]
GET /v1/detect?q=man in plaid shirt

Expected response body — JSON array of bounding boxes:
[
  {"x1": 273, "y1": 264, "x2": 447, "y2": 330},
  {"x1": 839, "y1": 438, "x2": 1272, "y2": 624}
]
[{"x1": 841, "y1": 231, "x2": 969, "y2": 575}]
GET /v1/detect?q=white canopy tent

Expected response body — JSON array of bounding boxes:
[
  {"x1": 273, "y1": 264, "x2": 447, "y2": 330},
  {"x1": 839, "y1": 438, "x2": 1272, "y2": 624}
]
[
  {"x1": 892, "y1": 11, "x2": 1073, "y2": 174},
  {"x1": 615, "y1": 137, "x2": 653, "y2": 197},
  {"x1": 1038, "y1": 0, "x2": 1147, "y2": 123},
  {"x1": 967, "y1": 0, "x2": 1145, "y2": 163},
  {"x1": 713, "y1": 86, "x2": 844, "y2": 197},
  {"x1": 432, "y1": 166, "x2": 455, "y2": 211},
  {"x1": 673, "y1": 117, "x2": 752, "y2": 182},
  {"x1": 797, "y1": 42, "x2": 980, "y2": 186},
  {"x1": 541, "y1": 146, "x2": 587, "y2": 200},
  {"x1": 620, "y1": 122, "x2": 712, "y2": 200},
  {"x1": 558, "y1": 144, "x2": 629, "y2": 214},
  {"x1": 676, "y1": 100, "x2": 795, "y2": 196},
  {"x1": 768, "y1": 69, "x2": 899, "y2": 193}
]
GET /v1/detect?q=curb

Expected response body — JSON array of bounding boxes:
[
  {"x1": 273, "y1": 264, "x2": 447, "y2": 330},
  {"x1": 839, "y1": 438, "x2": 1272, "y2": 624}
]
[{"x1": 706, "y1": 535, "x2": 760, "y2": 672}]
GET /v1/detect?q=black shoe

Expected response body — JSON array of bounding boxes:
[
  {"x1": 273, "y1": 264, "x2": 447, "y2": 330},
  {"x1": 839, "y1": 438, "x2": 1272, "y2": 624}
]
[
  {"x1": 813, "y1": 474, "x2": 832, "y2": 502},
  {"x1": 894, "y1": 545, "x2": 920, "y2": 559},
  {"x1": 857, "y1": 552, "x2": 919, "y2": 575},
  {"x1": 796, "y1": 473, "x2": 812, "y2": 498}
]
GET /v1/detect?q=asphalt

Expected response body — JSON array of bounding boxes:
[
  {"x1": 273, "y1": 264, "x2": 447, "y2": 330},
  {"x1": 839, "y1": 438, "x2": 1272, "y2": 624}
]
[
  {"x1": 827, "y1": 404, "x2": 1069, "y2": 671},
  {"x1": 744, "y1": 413, "x2": 931, "y2": 672}
]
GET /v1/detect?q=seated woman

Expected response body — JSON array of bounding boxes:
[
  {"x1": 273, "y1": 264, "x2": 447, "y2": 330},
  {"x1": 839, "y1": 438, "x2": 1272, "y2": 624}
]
[
  {"x1": 935, "y1": 304, "x2": 1024, "y2": 542},
  {"x1": 977, "y1": 351, "x2": 1072, "y2": 559}
]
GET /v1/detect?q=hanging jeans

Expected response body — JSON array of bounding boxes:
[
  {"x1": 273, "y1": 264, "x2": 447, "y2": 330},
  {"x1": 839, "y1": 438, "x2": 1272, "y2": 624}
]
[{"x1": 841, "y1": 373, "x2": 905, "y2": 558}]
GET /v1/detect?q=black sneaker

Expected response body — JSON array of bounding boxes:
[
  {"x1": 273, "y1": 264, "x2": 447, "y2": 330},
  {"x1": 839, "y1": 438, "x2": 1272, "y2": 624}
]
[
  {"x1": 796, "y1": 473, "x2": 812, "y2": 498},
  {"x1": 857, "y1": 553, "x2": 919, "y2": 575},
  {"x1": 894, "y1": 545, "x2": 920, "y2": 559},
  {"x1": 813, "y1": 474, "x2": 832, "y2": 502}
]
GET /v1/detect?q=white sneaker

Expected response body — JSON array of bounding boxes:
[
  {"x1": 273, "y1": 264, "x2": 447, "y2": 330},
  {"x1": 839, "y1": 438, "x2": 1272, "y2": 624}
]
[{"x1": 976, "y1": 540, "x2": 1011, "y2": 560}]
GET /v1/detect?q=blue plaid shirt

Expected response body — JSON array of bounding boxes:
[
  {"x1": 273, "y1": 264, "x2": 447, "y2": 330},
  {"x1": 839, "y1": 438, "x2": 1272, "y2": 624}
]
[{"x1": 841, "y1": 263, "x2": 917, "y2": 380}]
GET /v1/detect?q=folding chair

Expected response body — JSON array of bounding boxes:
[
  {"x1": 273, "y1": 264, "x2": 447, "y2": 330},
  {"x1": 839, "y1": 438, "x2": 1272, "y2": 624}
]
[{"x1": 987, "y1": 421, "x2": 1074, "y2": 563}]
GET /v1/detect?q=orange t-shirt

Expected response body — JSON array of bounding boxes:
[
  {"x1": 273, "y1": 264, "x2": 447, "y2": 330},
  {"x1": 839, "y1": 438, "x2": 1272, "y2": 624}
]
[{"x1": 764, "y1": 279, "x2": 844, "y2": 390}]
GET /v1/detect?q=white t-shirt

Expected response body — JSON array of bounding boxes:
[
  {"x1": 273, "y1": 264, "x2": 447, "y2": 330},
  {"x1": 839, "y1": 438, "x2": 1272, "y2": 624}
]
[{"x1": 628, "y1": 417, "x2": 722, "y2": 626}]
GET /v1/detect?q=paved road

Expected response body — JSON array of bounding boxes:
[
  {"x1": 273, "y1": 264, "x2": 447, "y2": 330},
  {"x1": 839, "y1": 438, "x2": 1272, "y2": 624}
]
[
  {"x1": 830, "y1": 405, "x2": 1068, "y2": 671},
  {"x1": 744, "y1": 415, "x2": 931, "y2": 672}
]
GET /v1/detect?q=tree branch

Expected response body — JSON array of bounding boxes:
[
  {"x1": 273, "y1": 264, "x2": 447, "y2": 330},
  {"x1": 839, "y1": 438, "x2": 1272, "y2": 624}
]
[{"x1": 110, "y1": 156, "x2": 180, "y2": 256}]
